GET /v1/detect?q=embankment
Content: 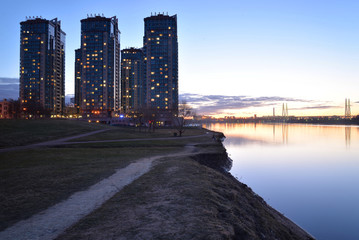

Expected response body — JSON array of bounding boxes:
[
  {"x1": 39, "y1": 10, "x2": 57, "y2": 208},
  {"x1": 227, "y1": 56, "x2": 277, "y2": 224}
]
[{"x1": 58, "y1": 136, "x2": 315, "y2": 240}]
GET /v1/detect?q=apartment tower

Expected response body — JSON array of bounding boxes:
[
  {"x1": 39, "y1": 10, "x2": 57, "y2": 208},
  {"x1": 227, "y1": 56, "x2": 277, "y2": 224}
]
[
  {"x1": 20, "y1": 17, "x2": 65, "y2": 116},
  {"x1": 143, "y1": 13, "x2": 178, "y2": 117},
  {"x1": 75, "y1": 15, "x2": 120, "y2": 118},
  {"x1": 120, "y1": 48, "x2": 145, "y2": 115}
]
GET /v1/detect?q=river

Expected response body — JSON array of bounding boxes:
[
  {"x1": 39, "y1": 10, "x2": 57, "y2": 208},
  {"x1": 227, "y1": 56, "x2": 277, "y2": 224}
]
[{"x1": 204, "y1": 123, "x2": 359, "y2": 240}]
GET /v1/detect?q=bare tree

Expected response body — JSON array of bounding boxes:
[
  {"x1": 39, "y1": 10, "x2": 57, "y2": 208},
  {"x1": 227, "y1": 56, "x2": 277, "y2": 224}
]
[{"x1": 174, "y1": 101, "x2": 193, "y2": 137}]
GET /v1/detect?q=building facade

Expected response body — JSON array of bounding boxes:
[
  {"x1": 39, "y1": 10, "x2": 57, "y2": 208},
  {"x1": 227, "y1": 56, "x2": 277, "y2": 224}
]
[
  {"x1": 121, "y1": 48, "x2": 145, "y2": 115},
  {"x1": 76, "y1": 15, "x2": 120, "y2": 118},
  {"x1": 20, "y1": 17, "x2": 65, "y2": 116},
  {"x1": 0, "y1": 99, "x2": 15, "y2": 119},
  {"x1": 143, "y1": 13, "x2": 178, "y2": 117}
]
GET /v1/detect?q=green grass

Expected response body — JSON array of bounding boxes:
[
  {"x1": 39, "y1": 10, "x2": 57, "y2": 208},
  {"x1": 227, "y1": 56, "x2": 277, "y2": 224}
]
[
  {"x1": 0, "y1": 146, "x2": 181, "y2": 231},
  {"x1": 0, "y1": 119, "x2": 112, "y2": 148}
]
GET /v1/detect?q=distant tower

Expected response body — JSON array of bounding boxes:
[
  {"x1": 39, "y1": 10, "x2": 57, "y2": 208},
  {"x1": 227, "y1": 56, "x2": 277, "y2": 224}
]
[
  {"x1": 345, "y1": 98, "x2": 351, "y2": 118},
  {"x1": 273, "y1": 107, "x2": 275, "y2": 117},
  {"x1": 282, "y1": 103, "x2": 288, "y2": 117}
]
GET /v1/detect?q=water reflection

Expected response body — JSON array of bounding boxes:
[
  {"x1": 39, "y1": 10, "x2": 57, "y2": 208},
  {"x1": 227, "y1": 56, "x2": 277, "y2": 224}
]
[
  {"x1": 203, "y1": 123, "x2": 359, "y2": 240},
  {"x1": 282, "y1": 124, "x2": 288, "y2": 144},
  {"x1": 345, "y1": 126, "x2": 351, "y2": 148}
]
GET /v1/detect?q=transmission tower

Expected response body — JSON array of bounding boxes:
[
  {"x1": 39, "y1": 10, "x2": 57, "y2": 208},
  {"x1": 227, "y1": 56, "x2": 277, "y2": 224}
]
[{"x1": 345, "y1": 98, "x2": 351, "y2": 118}]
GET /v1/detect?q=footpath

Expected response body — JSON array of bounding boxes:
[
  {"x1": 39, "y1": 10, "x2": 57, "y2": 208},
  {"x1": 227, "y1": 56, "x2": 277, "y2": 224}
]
[{"x1": 0, "y1": 146, "x2": 199, "y2": 240}]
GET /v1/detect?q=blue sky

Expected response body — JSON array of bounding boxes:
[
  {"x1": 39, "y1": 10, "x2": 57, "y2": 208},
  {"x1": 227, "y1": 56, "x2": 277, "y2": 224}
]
[{"x1": 0, "y1": 0, "x2": 358, "y2": 116}]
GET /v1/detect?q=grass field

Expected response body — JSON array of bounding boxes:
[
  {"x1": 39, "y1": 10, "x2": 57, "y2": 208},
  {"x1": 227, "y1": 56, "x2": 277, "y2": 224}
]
[
  {"x1": 0, "y1": 119, "x2": 112, "y2": 148},
  {"x1": 0, "y1": 119, "x2": 210, "y2": 231},
  {"x1": 67, "y1": 126, "x2": 206, "y2": 142}
]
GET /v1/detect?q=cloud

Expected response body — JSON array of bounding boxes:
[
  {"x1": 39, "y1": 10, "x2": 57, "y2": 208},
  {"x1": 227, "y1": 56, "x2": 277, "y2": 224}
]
[
  {"x1": 0, "y1": 77, "x2": 19, "y2": 84},
  {"x1": 290, "y1": 105, "x2": 339, "y2": 110},
  {"x1": 179, "y1": 93, "x2": 314, "y2": 115},
  {"x1": 0, "y1": 77, "x2": 19, "y2": 100}
]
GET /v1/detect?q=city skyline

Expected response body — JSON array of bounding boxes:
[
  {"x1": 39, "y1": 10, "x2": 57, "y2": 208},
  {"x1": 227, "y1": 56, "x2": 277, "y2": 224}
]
[{"x1": 0, "y1": 0, "x2": 358, "y2": 117}]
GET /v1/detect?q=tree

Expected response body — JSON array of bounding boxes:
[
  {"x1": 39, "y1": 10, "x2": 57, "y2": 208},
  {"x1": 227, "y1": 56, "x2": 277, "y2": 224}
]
[
  {"x1": 174, "y1": 101, "x2": 193, "y2": 137},
  {"x1": 21, "y1": 100, "x2": 50, "y2": 118}
]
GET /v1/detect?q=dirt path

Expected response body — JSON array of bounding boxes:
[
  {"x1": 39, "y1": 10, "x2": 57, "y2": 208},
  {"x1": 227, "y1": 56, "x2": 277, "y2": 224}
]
[{"x1": 0, "y1": 146, "x2": 198, "y2": 240}]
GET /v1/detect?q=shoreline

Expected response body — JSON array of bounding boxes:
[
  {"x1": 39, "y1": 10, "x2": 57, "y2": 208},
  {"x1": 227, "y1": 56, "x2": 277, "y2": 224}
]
[
  {"x1": 57, "y1": 131, "x2": 315, "y2": 239},
  {"x1": 1, "y1": 123, "x2": 315, "y2": 239}
]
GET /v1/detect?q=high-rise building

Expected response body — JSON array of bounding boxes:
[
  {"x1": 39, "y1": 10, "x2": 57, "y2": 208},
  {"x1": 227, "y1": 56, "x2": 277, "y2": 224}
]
[
  {"x1": 74, "y1": 49, "x2": 81, "y2": 113},
  {"x1": 76, "y1": 15, "x2": 120, "y2": 118},
  {"x1": 121, "y1": 48, "x2": 145, "y2": 114},
  {"x1": 20, "y1": 17, "x2": 65, "y2": 116},
  {"x1": 143, "y1": 13, "x2": 178, "y2": 117}
]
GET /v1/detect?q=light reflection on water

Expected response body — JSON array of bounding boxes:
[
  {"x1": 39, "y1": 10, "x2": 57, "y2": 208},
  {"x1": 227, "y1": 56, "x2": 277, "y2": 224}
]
[{"x1": 204, "y1": 123, "x2": 359, "y2": 240}]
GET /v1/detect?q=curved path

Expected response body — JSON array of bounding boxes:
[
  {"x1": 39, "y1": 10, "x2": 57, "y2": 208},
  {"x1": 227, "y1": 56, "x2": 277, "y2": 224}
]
[
  {"x1": 0, "y1": 129, "x2": 109, "y2": 153},
  {"x1": 0, "y1": 146, "x2": 200, "y2": 240}
]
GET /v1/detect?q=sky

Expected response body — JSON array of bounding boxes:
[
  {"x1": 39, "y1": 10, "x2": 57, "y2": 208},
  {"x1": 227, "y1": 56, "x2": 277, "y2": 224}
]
[{"x1": 0, "y1": 0, "x2": 358, "y2": 117}]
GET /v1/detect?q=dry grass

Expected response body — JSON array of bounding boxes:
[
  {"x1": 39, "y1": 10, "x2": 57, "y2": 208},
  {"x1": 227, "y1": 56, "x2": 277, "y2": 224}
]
[
  {"x1": 0, "y1": 147, "x2": 181, "y2": 231},
  {"x1": 57, "y1": 152, "x2": 313, "y2": 240},
  {"x1": 0, "y1": 119, "x2": 111, "y2": 147}
]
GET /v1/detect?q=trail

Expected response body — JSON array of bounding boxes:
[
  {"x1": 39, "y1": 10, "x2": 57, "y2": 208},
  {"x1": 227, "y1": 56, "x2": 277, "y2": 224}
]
[
  {"x1": 0, "y1": 146, "x2": 198, "y2": 240},
  {"x1": 0, "y1": 129, "x2": 109, "y2": 153}
]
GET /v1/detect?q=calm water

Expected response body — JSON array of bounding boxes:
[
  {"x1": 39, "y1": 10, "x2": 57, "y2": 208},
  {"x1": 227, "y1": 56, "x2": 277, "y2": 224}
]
[{"x1": 204, "y1": 123, "x2": 359, "y2": 240}]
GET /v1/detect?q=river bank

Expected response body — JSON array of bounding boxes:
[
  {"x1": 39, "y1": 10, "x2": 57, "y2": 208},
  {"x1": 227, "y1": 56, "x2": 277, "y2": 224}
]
[
  {"x1": 57, "y1": 135, "x2": 314, "y2": 240},
  {"x1": 0, "y1": 120, "x2": 314, "y2": 239}
]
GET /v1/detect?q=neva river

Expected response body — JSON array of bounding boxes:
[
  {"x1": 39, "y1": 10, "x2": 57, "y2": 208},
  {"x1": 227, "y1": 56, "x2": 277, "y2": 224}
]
[{"x1": 204, "y1": 123, "x2": 359, "y2": 240}]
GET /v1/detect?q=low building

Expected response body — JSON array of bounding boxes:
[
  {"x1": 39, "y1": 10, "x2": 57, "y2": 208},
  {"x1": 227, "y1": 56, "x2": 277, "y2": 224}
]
[{"x1": 0, "y1": 99, "x2": 16, "y2": 119}]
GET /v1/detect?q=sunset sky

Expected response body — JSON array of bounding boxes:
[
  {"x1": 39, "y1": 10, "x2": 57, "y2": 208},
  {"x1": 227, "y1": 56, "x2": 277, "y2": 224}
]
[{"x1": 0, "y1": 0, "x2": 358, "y2": 117}]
